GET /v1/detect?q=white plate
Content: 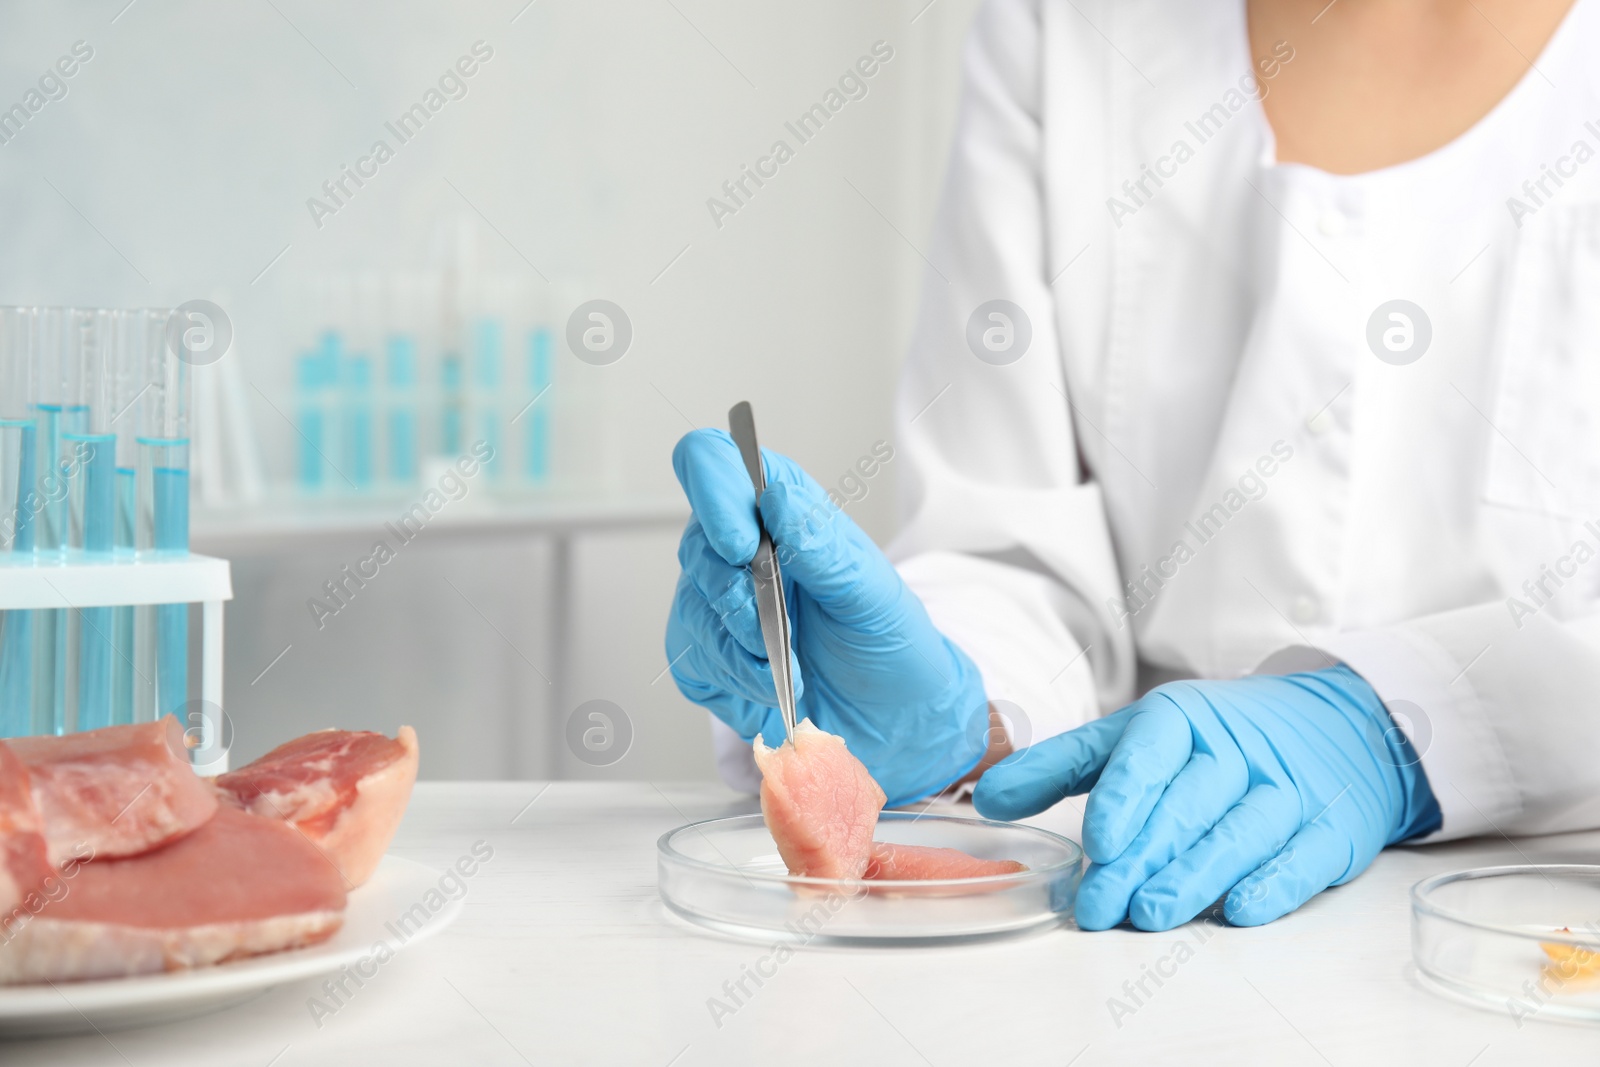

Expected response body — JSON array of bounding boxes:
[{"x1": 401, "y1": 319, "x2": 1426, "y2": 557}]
[{"x1": 0, "y1": 855, "x2": 462, "y2": 1037}]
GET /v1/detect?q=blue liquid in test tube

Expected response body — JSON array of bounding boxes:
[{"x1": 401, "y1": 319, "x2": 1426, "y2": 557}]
[
  {"x1": 0, "y1": 418, "x2": 36, "y2": 738},
  {"x1": 140, "y1": 436, "x2": 189, "y2": 720},
  {"x1": 109, "y1": 307, "x2": 157, "y2": 727},
  {"x1": 0, "y1": 305, "x2": 32, "y2": 737},
  {"x1": 440, "y1": 354, "x2": 464, "y2": 455},
  {"x1": 137, "y1": 313, "x2": 191, "y2": 724},
  {"x1": 64, "y1": 430, "x2": 116, "y2": 730},
  {"x1": 525, "y1": 327, "x2": 552, "y2": 484},
  {"x1": 342, "y1": 354, "x2": 375, "y2": 490},
  {"x1": 33, "y1": 402, "x2": 67, "y2": 736},
  {"x1": 386, "y1": 336, "x2": 419, "y2": 484},
  {"x1": 58, "y1": 307, "x2": 122, "y2": 733},
  {"x1": 295, "y1": 352, "x2": 329, "y2": 491},
  {"x1": 111, "y1": 463, "x2": 135, "y2": 725},
  {"x1": 472, "y1": 318, "x2": 502, "y2": 478}
]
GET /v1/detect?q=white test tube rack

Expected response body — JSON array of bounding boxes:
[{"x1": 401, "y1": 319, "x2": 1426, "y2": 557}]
[{"x1": 0, "y1": 554, "x2": 233, "y2": 774}]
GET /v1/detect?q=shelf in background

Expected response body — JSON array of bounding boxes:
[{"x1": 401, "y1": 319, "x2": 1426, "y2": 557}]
[{"x1": 191, "y1": 492, "x2": 689, "y2": 556}]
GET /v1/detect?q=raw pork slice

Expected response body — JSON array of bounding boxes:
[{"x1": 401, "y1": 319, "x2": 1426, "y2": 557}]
[
  {"x1": 865, "y1": 842, "x2": 1027, "y2": 880},
  {"x1": 214, "y1": 726, "x2": 418, "y2": 888},
  {"x1": 0, "y1": 743, "x2": 53, "y2": 923},
  {"x1": 8, "y1": 717, "x2": 217, "y2": 865},
  {"x1": 753, "y1": 720, "x2": 885, "y2": 879},
  {"x1": 0, "y1": 806, "x2": 347, "y2": 985}
]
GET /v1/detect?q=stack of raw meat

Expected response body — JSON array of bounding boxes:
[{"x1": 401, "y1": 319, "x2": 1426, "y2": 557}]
[
  {"x1": 754, "y1": 720, "x2": 1026, "y2": 881},
  {"x1": 0, "y1": 717, "x2": 418, "y2": 984}
]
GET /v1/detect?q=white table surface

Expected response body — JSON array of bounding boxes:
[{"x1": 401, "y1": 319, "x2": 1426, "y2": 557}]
[{"x1": 6, "y1": 782, "x2": 1598, "y2": 1065}]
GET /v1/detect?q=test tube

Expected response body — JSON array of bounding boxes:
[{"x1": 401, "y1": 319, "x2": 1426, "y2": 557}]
[
  {"x1": 32, "y1": 308, "x2": 69, "y2": 735},
  {"x1": 347, "y1": 274, "x2": 381, "y2": 491},
  {"x1": 108, "y1": 310, "x2": 148, "y2": 725},
  {"x1": 109, "y1": 311, "x2": 146, "y2": 555},
  {"x1": 137, "y1": 309, "x2": 189, "y2": 722},
  {"x1": 62, "y1": 310, "x2": 117, "y2": 731},
  {"x1": 385, "y1": 335, "x2": 420, "y2": 485},
  {"x1": 525, "y1": 326, "x2": 553, "y2": 485},
  {"x1": 294, "y1": 348, "x2": 327, "y2": 492},
  {"x1": 0, "y1": 308, "x2": 36, "y2": 737},
  {"x1": 439, "y1": 351, "x2": 464, "y2": 456},
  {"x1": 341, "y1": 353, "x2": 375, "y2": 490},
  {"x1": 128, "y1": 312, "x2": 166, "y2": 721},
  {"x1": 471, "y1": 316, "x2": 502, "y2": 479}
]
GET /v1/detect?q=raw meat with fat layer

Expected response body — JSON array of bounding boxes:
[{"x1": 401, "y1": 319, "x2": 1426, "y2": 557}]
[
  {"x1": 214, "y1": 726, "x2": 418, "y2": 888},
  {"x1": 0, "y1": 743, "x2": 53, "y2": 923},
  {"x1": 7, "y1": 717, "x2": 218, "y2": 865},
  {"x1": 0, "y1": 806, "x2": 347, "y2": 985},
  {"x1": 865, "y1": 842, "x2": 1027, "y2": 880},
  {"x1": 753, "y1": 720, "x2": 885, "y2": 879}
]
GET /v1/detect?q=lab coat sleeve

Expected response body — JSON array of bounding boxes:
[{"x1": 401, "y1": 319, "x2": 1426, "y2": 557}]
[
  {"x1": 710, "y1": 717, "x2": 762, "y2": 795},
  {"x1": 1259, "y1": 605, "x2": 1600, "y2": 842},
  {"x1": 887, "y1": 0, "x2": 1135, "y2": 748}
]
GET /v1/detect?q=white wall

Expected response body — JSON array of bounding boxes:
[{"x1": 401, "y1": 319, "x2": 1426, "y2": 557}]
[{"x1": 0, "y1": 0, "x2": 982, "y2": 779}]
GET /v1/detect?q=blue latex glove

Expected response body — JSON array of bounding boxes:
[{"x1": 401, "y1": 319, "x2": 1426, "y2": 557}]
[
  {"x1": 974, "y1": 666, "x2": 1441, "y2": 930},
  {"x1": 665, "y1": 429, "x2": 990, "y2": 806}
]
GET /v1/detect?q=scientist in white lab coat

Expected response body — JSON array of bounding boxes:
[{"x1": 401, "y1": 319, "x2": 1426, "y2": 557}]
[{"x1": 666, "y1": 0, "x2": 1600, "y2": 930}]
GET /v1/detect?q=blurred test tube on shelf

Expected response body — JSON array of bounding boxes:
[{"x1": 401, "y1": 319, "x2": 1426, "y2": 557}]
[
  {"x1": 383, "y1": 273, "x2": 426, "y2": 488},
  {"x1": 385, "y1": 334, "x2": 420, "y2": 485},
  {"x1": 340, "y1": 274, "x2": 381, "y2": 491},
  {"x1": 525, "y1": 326, "x2": 553, "y2": 485},
  {"x1": 439, "y1": 350, "x2": 464, "y2": 457},
  {"x1": 61, "y1": 310, "x2": 118, "y2": 731},
  {"x1": 341, "y1": 353, "x2": 375, "y2": 490},
  {"x1": 0, "y1": 308, "x2": 37, "y2": 737},
  {"x1": 293, "y1": 275, "x2": 342, "y2": 493},
  {"x1": 294, "y1": 342, "x2": 330, "y2": 492},
  {"x1": 470, "y1": 316, "x2": 503, "y2": 479},
  {"x1": 137, "y1": 309, "x2": 189, "y2": 722}
]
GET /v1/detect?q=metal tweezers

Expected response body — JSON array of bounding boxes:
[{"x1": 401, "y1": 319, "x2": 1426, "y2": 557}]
[{"x1": 728, "y1": 401, "x2": 798, "y2": 745}]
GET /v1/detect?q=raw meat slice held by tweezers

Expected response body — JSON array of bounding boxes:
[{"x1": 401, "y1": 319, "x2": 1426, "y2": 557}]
[{"x1": 754, "y1": 720, "x2": 1026, "y2": 881}]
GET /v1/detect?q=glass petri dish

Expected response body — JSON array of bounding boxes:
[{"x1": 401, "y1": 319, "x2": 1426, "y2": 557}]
[
  {"x1": 1411, "y1": 864, "x2": 1600, "y2": 1023},
  {"x1": 658, "y1": 811, "x2": 1084, "y2": 946}
]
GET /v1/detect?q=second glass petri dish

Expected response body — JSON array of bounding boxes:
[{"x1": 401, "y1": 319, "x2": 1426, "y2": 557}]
[
  {"x1": 1412, "y1": 864, "x2": 1600, "y2": 1023},
  {"x1": 658, "y1": 811, "x2": 1084, "y2": 946}
]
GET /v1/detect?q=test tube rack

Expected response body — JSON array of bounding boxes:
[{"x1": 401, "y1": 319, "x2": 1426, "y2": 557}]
[{"x1": 0, "y1": 553, "x2": 233, "y2": 774}]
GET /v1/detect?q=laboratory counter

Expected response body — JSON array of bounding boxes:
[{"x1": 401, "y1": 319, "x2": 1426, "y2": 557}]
[{"x1": 7, "y1": 782, "x2": 1597, "y2": 1065}]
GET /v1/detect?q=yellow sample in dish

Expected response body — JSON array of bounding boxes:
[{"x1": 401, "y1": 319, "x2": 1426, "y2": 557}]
[{"x1": 1541, "y1": 929, "x2": 1600, "y2": 982}]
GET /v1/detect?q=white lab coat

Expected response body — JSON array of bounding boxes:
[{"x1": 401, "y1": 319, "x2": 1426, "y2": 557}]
[
  {"x1": 887, "y1": 0, "x2": 1600, "y2": 842},
  {"x1": 720, "y1": 0, "x2": 1600, "y2": 843}
]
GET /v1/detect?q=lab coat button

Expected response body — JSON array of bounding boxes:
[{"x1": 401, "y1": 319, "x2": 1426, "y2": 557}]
[
  {"x1": 1317, "y1": 210, "x2": 1347, "y2": 237},
  {"x1": 1291, "y1": 595, "x2": 1320, "y2": 624}
]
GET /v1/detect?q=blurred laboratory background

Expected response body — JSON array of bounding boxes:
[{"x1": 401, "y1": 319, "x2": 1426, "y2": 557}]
[{"x1": 0, "y1": 0, "x2": 982, "y2": 780}]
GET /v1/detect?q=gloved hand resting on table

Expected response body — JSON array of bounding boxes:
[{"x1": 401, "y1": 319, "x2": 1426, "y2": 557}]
[
  {"x1": 975, "y1": 666, "x2": 1442, "y2": 930},
  {"x1": 665, "y1": 429, "x2": 989, "y2": 806}
]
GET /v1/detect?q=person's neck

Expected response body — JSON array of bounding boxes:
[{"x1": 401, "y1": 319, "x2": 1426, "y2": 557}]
[{"x1": 1248, "y1": 0, "x2": 1577, "y2": 174}]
